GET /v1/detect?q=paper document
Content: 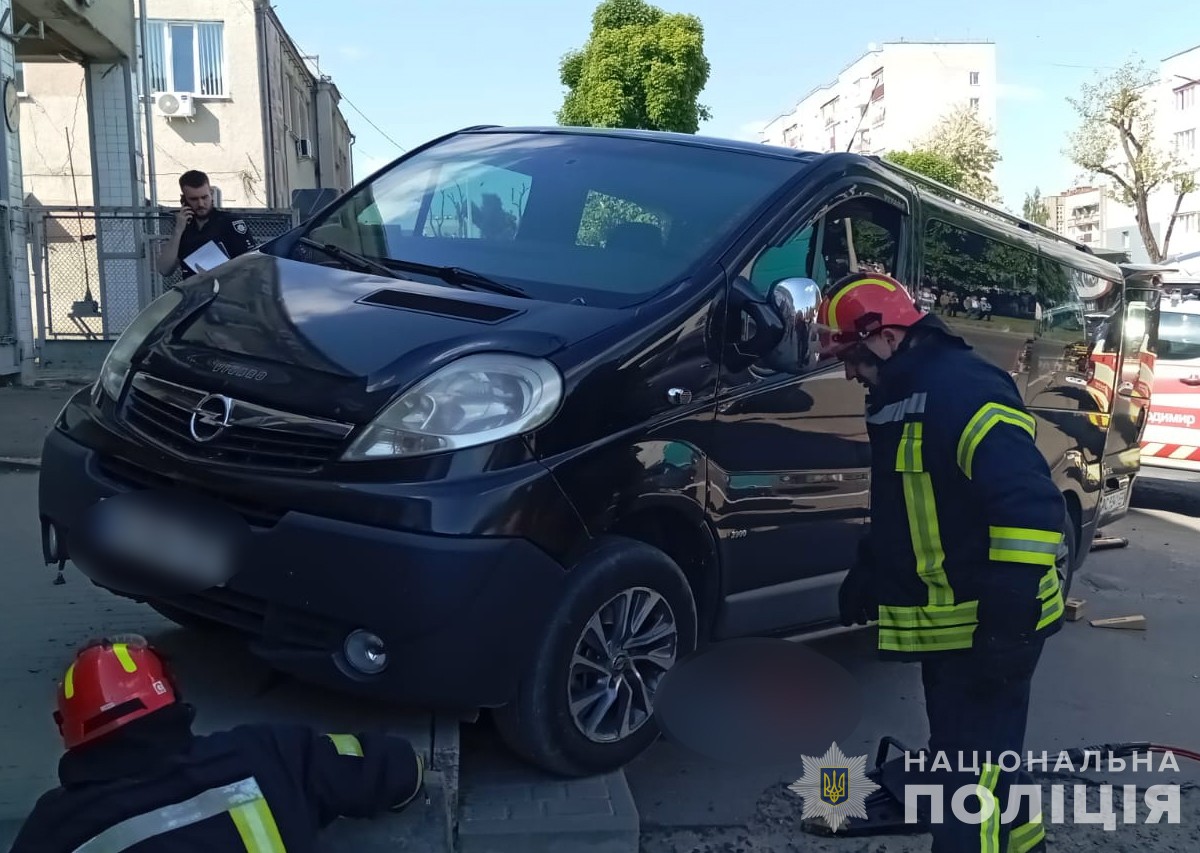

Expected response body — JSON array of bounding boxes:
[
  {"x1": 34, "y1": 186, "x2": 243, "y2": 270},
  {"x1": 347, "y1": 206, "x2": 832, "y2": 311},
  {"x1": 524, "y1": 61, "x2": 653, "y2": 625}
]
[{"x1": 183, "y1": 241, "x2": 229, "y2": 273}]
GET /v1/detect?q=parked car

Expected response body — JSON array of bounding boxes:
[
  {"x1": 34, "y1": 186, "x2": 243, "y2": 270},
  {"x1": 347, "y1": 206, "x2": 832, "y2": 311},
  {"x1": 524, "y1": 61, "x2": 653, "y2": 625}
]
[
  {"x1": 1140, "y1": 286, "x2": 1200, "y2": 478},
  {"x1": 38, "y1": 126, "x2": 1149, "y2": 777}
]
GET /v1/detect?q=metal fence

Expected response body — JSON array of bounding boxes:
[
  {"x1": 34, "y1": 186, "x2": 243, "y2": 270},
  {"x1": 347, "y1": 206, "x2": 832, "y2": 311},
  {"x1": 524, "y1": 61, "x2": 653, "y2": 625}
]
[{"x1": 27, "y1": 206, "x2": 300, "y2": 344}]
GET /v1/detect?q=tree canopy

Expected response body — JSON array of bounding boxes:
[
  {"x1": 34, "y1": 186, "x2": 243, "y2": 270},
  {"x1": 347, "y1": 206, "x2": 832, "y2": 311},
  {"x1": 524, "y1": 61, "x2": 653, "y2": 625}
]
[
  {"x1": 1065, "y1": 59, "x2": 1196, "y2": 263},
  {"x1": 556, "y1": 0, "x2": 712, "y2": 134},
  {"x1": 884, "y1": 149, "x2": 966, "y2": 191},
  {"x1": 917, "y1": 104, "x2": 1003, "y2": 203}
]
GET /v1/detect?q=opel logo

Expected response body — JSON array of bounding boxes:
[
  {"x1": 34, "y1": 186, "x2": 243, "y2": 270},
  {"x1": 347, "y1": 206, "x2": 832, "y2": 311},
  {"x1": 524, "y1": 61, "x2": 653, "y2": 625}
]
[{"x1": 189, "y1": 394, "x2": 235, "y2": 443}]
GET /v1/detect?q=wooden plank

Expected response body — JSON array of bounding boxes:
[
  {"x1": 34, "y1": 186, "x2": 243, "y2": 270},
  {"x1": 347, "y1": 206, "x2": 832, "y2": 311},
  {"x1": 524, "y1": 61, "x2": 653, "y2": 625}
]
[
  {"x1": 1064, "y1": 598, "x2": 1087, "y2": 622},
  {"x1": 1089, "y1": 614, "x2": 1146, "y2": 630}
]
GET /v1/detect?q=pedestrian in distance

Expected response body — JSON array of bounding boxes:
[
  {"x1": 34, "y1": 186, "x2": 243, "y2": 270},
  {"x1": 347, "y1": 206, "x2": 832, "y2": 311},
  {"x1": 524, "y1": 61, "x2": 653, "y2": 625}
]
[
  {"x1": 817, "y1": 271, "x2": 1064, "y2": 853},
  {"x1": 7, "y1": 635, "x2": 426, "y2": 852}
]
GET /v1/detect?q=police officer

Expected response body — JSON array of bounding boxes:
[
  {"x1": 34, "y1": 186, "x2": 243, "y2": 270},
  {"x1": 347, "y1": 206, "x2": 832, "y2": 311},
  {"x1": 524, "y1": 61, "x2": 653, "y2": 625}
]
[
  {"x1": 817, "y1": 272, "x2": 1064, "y2": 853},
  {"x1": 8, "y1": 636, "x2": 425, "y2": 852},
  {"x1": 158, "y1": 170, "x2": 257, "y2": 279}
]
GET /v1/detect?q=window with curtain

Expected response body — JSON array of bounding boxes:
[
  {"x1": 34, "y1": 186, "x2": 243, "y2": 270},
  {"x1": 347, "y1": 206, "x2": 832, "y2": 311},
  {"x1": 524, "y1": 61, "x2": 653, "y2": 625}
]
[{"x1": 145, "y1": 20, "x2": 226, "y2": 96}]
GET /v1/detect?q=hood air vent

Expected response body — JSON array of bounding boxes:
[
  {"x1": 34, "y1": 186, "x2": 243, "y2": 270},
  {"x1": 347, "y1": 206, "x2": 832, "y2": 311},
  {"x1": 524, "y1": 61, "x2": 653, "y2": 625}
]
[{"x1": 358, "y1": 288, "x2": 519, "y2": 323}]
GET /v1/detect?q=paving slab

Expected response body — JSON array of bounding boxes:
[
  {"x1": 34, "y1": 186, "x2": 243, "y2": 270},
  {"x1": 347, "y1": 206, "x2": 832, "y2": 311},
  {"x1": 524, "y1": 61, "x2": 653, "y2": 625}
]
[
  {"x1": 457, "y1": 717, "x2": 640, "y2": 853},
  {"x1": 0, "y1": 469, "x2": 453, "y2": 851}
]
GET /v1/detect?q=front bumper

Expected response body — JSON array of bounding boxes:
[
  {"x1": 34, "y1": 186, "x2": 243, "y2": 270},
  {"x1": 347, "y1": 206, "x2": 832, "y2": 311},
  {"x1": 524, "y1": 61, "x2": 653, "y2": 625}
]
[{"x1": 38, "y1": 422, "x2": 574, "y2": 711}]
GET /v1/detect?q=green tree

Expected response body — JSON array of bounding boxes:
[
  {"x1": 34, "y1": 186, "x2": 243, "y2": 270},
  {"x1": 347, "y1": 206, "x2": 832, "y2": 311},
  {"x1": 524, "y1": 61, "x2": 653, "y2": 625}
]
[
  {"x1": 1066, "y1": 59, "x2": 1196, "y2": 263},
  {"x1": 884, "y1": 149, "x2": 967, "y2": 191},
  {"x1": 918, "y1": 104, "x2": 1003, "y2": 203},
  {"x1": 1023, "y1": 187, "x2": 1051, "y2": 226},
  {"x1": 557, "y1": 0, "x2": 712, "y2": 133}
]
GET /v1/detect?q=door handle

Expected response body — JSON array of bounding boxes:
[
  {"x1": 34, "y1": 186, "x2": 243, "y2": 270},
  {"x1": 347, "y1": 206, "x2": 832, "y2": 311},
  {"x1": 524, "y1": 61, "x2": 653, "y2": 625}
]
[
  {"x1": 1182, "y1": 375, "x2": 1200, "y2": 387},
  {"x1": 666, "y1": 387, "x2": 693, "y2": 405}
]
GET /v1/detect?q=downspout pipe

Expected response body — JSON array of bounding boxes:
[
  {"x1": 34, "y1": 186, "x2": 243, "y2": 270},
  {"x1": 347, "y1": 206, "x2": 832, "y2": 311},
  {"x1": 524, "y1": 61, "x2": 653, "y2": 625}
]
[
  {"x1": 255, "y1": 1, "x2": 276, "y2": 206},
  {"x1": 137, "y1": 0, "x2": 156, "y2": 209}
]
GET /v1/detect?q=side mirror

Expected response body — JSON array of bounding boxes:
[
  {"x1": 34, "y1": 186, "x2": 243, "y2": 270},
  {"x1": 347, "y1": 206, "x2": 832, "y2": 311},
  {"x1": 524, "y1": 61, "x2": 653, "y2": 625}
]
[{"x1": 761, "y1": 277, "x2": 823, "y2": 374}]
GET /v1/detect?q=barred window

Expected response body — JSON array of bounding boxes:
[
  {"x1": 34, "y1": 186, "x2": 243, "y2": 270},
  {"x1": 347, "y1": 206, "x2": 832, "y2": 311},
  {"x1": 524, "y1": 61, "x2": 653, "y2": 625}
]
[{"x1": 145, "y1": 20, "x2": 225, "y2": 96}]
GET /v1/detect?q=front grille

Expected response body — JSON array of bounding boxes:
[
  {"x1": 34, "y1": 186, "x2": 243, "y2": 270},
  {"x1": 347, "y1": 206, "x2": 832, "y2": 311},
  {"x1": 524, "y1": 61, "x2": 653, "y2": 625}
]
[
  {"x1": 163, "y1": 587, "x2": 344, "y2": 651},
  {"x1": 121, "y1": 373, "x2": 355, "y2": 473}
]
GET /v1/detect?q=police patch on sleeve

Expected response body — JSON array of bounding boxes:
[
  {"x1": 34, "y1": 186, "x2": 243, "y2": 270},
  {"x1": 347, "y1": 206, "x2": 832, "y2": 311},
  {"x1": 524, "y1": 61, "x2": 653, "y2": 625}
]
[{"x1": 233, "y1": 220, "x2": 248, "y2": 234}]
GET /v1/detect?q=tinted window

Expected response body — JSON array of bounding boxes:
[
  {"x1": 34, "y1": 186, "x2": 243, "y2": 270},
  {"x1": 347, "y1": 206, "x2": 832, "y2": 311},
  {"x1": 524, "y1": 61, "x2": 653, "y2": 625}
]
[
  {"x1": 922, "y1": 219, "x2": 1039, "y2": 328},
  {"x1": 299, "y1": 132, "x2": 803, "y2": 308},
  {"x1": 1159, "y1": 310, "x2": 1200, "y2": 360}
]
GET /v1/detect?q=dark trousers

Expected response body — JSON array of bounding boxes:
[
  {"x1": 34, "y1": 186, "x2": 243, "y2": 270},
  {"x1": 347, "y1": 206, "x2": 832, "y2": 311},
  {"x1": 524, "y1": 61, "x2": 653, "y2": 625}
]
[{"x1": 921, "y1": 640, "x2": 1046, "y2": 853}]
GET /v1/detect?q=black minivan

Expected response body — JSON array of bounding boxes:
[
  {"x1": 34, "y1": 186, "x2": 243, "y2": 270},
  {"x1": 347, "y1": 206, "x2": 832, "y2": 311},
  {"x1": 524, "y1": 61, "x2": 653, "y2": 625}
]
[{"x1": 39, "y1": 126, "x2": 1144, "y2": 777}]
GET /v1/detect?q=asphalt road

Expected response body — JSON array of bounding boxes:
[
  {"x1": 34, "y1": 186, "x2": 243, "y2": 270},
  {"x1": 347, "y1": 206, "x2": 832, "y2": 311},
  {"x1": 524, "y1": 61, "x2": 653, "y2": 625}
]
[{"x1": 620, "y1": 474, "x2": 1200, "y2": 853}]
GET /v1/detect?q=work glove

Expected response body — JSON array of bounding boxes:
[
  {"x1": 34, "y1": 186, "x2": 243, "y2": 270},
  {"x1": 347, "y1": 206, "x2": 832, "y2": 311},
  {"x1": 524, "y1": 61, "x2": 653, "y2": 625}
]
[{"x1": 838, "y1": 536, "x2": 878, "y2": 627}]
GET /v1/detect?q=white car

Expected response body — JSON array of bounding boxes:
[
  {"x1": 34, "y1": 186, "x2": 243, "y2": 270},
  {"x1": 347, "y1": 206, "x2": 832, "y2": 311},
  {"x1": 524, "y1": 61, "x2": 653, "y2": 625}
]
[{"x1": 1140, "y1": 290, "x2": 1200, "y2": 478}]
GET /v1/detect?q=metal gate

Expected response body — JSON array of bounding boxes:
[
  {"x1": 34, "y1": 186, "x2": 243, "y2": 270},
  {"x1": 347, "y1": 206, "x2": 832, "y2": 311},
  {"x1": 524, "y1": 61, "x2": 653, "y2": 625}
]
[{"x1": 27, "y1": 206, "x2": 299, "y2": 344}]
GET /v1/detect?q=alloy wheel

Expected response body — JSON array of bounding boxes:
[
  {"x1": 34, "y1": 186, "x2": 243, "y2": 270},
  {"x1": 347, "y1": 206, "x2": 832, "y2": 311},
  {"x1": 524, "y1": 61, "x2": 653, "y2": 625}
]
[{"x1": 566, "y1": 587, "x2": 679, "y2": 744}]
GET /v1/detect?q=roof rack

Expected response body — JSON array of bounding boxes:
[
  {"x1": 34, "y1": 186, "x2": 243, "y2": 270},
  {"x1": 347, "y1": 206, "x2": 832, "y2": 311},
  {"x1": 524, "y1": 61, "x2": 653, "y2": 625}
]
[{"x1": 867, "y1": 155, "x2": 1094, "y2": 255}]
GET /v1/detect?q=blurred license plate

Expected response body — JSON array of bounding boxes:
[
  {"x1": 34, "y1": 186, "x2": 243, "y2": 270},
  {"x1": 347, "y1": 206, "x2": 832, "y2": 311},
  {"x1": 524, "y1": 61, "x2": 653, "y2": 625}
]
[{"x1": 84, "y1": 491, "x2": 248, "y2": 593}]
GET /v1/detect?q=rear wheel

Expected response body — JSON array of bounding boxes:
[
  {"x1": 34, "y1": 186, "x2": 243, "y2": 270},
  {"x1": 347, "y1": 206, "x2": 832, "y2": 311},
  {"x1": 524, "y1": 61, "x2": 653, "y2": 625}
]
[{"x1": 493, "y1": 536, "x2": 697, "y2": 777}]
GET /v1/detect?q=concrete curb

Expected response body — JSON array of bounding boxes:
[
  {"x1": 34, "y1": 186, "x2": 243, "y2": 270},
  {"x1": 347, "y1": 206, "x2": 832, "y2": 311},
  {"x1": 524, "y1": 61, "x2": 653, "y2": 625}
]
[{"x1": 0, "y1": 457, "x2": 40, "y2": 472}]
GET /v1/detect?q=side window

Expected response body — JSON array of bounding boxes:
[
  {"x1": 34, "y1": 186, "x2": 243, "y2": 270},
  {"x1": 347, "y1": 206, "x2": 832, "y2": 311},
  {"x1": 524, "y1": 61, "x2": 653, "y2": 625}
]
[
  {"x1": 922, "y1": 219, "x2": 1039, "y2": 328},
  {"x1": 745, "y1": 196, "x2": 901, "y2": 296}
]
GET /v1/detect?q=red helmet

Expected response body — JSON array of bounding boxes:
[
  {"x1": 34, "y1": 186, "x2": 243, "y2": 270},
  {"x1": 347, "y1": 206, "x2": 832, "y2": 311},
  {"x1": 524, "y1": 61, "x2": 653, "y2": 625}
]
[
  {"x1": 54, "y1": 635, "x2": 178, "y2": 750},
  {"x1": 817, "y1": 272, "x2": 926, "y2": 357}
]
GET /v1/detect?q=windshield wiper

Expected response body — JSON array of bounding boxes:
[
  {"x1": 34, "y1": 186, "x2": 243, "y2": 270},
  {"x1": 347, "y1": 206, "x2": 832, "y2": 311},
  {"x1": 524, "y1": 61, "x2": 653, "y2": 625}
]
[
  {"x1": 297, "y1": 237, "x2": 402, "y2": 280},
  {"x1": 380, "y1": 257, "x2": 529, "y2": 299}
]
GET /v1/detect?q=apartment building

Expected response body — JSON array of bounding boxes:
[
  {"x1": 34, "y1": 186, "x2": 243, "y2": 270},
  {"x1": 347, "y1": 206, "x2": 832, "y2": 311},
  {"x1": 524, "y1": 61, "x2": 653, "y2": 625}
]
[
  {"x1": 17, "y1": 0, "x2": 354, "y2": 209},
  {"x1": 760, "y1": 41, "x2": 997, "y2": 158},
  {"x1": 1043, "y1": 186, "x2": 1110, "y2": 247}
]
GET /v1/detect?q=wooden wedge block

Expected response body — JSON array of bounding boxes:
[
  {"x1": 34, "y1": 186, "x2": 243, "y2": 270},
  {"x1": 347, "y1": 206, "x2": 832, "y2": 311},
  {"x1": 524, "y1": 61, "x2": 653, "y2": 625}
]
[
  {"x1": 1064, "y1": 598, "x2": 1087, "y2": 621},
  {"x1": 1089, "y1": 614, "x2": 1146, "y2": 630}
]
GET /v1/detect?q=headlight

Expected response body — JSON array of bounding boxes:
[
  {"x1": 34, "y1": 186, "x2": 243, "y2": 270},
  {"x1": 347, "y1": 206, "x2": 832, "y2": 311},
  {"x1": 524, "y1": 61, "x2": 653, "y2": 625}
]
[
  {"x1": 97, "y1": 288, "x2": 185, "y2": 401},
  {"x1": 341, "y1": 353, "x2": 563, "y2": 461}
]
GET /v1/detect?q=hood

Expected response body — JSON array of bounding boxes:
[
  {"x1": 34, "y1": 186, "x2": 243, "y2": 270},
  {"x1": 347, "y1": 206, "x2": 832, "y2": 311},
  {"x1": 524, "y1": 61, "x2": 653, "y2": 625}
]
[{"x1": 139, "y1": 253, "x2": 627, "y2": 421}]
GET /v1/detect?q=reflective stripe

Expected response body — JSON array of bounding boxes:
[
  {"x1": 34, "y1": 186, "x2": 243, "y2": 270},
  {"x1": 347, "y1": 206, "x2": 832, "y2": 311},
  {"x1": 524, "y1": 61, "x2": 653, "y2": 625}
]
[
  {"x1": 1037, "y1": 567, "x2": 1064, "y2": 630},
  {"x1": 989, "y1": 526, "x2": 1062, "y2": 568},
  {"x1": 72, "y1": 777, "x2": 281, "y2": 853},
  {"x1": 901, "y1": 472, "x2": 953, "y2": 606},
  {"x1": 895, "y1": 421, "x2": 924, "y2": 471},
  {"x1": 327, "y1": 733, "x2": 363, "y2": 757},
  {"x1": 231, "y1": 798, "x2": 287, "y2": 853},
  {"x1": 826, "y1": 277, "x2": 899, "y2": 329},
  {"x1": 979, "y1": 763, "x2": 1001, "y2": 853},
  {"x1": 1007, "y1": 814, "x2": 1045, "y2": 853},
  {"x1": 867, "y1": 392, "x2": 928, "y2": 424},
  {"x1": 878, "y1": 601, "x2": 978, "y2": 629},
  {"x1": 957, "y1": 403, "x2": 1036, "y2": 479},
  {"x1": 111, "y1": 644, "x2": 137, "y2": 674},
  {"x1": 64, "y1": 663, "x2": 76, "y2": 699},
  {"x1": 879, "y1": 624, "x2": 976, "y2": 652}
]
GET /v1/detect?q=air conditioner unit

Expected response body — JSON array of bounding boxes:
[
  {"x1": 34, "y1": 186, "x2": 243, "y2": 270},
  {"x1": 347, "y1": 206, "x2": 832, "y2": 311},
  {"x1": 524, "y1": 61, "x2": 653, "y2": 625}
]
[
  {"x1": 154, "y1": 92, "x2": 195, "y2": 119},
  {"x1": 296, "y1": 138, "x2": 313, "y2": 159}
]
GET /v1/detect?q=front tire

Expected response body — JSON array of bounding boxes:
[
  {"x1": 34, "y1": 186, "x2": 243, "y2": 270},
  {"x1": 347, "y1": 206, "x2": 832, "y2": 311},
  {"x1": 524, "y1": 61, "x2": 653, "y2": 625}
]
[
  {"x1": 1056, "y1": 509, "x2": 1079, "y2": 598},
  {"x1": 493, "y1": 536, "x2": 697, "y2": 777}
]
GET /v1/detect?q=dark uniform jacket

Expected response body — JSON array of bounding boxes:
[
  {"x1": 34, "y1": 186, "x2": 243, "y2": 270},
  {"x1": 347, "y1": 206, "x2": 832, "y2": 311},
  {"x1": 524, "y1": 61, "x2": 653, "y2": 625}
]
[
  {"x1": 177, "y1": 209, "x2": 257, "y2": 279},
  {"x1": 7, "y1": 705, "x2": 423, "y2": 852},
  {"x1": 860, "y1": 315, "x2": 1067, "y2": 661}
]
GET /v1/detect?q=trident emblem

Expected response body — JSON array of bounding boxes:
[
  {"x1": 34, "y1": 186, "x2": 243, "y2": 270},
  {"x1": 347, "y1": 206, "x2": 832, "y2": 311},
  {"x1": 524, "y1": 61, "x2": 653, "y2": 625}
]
[{"x1": 821, "y1": 768, "x2": 848, "y2": 805}]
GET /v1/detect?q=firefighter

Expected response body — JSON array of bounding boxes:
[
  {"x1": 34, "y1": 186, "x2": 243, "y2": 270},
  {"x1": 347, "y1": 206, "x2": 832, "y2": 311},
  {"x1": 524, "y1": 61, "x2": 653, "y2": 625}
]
[
  {"x1": 8, "y1": 635, "x2": 425, "y2": 852},
  {"x1": 817, "y1": 272, "x2": 1064, "y2": 853}
]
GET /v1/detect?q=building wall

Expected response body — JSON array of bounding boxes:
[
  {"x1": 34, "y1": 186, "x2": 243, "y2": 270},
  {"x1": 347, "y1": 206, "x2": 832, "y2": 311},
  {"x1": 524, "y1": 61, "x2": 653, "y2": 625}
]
[
  {"x1": 18, "y1": 0, "x2": 353, "y2": 211},
  {"x1": 761, "y1": 41, "x2": 997, "y2": 159}
]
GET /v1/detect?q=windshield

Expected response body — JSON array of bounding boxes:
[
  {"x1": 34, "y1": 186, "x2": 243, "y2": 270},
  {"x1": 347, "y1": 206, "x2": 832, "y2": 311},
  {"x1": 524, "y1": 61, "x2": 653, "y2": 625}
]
[
  {"x1": 294, "y1": 131, "x2": 804, "y2": 307},
  {"x1": 1159, "y1": 309, "x2": 1200, "y2": 361}
]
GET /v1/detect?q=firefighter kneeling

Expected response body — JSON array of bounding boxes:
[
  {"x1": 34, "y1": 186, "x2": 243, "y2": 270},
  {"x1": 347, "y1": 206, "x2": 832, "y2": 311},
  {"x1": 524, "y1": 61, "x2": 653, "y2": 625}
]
[{"x1": 9, "y1": 635, "x2": 425, "y2": 852}]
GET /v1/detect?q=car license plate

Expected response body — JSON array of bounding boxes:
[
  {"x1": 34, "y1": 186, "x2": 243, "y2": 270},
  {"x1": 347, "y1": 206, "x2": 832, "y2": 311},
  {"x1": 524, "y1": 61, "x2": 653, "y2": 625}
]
[
  {"x1": 1100, "y1": 482, "x2": 1132, "y2": 518},
  {"x1": 73, "y1": 490, "x2": 249, "y2": 597}
]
